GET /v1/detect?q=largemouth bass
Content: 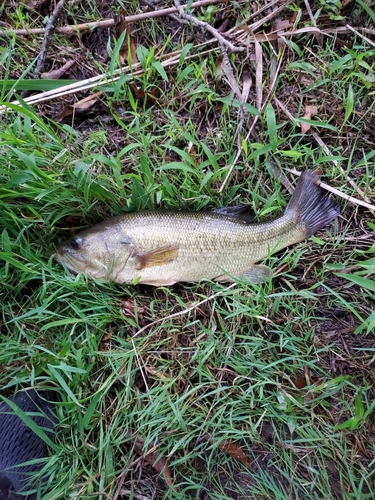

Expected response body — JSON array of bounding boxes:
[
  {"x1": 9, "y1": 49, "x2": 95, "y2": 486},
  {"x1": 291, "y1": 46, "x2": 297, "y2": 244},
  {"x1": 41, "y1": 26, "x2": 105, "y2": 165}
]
[{"x1": 55, "y1": 171, "x2": 339, "y2": 286}]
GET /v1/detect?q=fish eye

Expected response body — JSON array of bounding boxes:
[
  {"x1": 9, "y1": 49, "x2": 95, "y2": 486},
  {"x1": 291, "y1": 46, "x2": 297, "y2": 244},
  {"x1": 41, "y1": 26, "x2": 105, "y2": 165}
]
[{"x1": 70, "y1": 237, "x2": 82, "y2": 250}]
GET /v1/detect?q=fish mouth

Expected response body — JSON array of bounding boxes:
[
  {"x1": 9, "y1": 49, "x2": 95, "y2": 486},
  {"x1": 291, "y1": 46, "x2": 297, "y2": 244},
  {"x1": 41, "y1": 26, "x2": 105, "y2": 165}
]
[{"x1": 54, "y1": 246, "x2": 87, "y2": 273}]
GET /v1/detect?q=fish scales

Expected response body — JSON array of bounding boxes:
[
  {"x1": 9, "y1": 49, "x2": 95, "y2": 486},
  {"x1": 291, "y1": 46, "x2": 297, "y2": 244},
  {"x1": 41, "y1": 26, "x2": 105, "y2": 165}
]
[
  {"x1": 55, "y1": 171, "x2": 340, "y2": 286},
  {"x1": 108, "y1": 211, "x2": 300, "y2": 282}
]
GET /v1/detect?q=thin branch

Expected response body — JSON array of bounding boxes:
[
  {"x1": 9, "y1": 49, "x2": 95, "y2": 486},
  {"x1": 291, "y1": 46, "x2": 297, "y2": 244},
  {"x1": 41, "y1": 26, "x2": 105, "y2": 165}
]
[
  {"x1": 284, "y1": 168, "x2": 375, "y2": 212},
  {"x1": 173, "y1": 0, "x2": 247, "y2": 159},
  {"x1": 303, "y1": 0, "x2": 317, "y2": 30},
  {"x1": 244, "y1": 0, "x2": 288, "y2": 23},
  {"x1": 0, "y1": 44, "x2": 220, "y2": 113},
  {"x1": 3, "y1": 0, "x2": 230, "y2": 36},
  {"x1": 131, "y1": 337, "x2": 149, "y2": 392},
  {"x1": 274, "y1": 97, "x2": 373, "y2": 207},
  {"x1": 310, "y1": 130, "x2": 373, "y2": 205},
  {"x1": 133, "y1": 283, "x2": 237, "y2": 338},
  {"x1": 34, "y1": 0, "x2": 67, "y2": 78},
  {"x1": 345, "y1": 24, "x2": 375, "y2": 49},
  {"x1": 142, "y1": 0, "x2": 181, "y2": 24},
  {"x1": 331, "y1": 26, "x2": 375, "y2": 36},
  {"x1": 234, "y1": 0, "x2": 294, "y2": 35},
  {"x1": 173, "y1": 0, "x2": 244, "y2": 53}
]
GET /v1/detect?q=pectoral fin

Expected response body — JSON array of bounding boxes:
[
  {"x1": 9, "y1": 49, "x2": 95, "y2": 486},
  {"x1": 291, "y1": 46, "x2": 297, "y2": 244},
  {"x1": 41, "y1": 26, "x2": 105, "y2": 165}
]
[{"x1": 135, "y1": 244, "x2": 179, "y2": 270}]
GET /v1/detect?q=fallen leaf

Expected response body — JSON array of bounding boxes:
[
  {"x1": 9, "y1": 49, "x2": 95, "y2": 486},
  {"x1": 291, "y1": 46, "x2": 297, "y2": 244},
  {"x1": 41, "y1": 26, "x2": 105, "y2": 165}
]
[
  {"x1": 122, "y1": 297, "x2": 145, "y2": 325},
  {"x1": 99, "y1": 331, "x2": 113, "y2": 351},
  {"x1": 145, "y1": 366, "x2": 172, "y2": 380},
  {"x1": 294, "y1": 375, "x2": 321, "y2": 389},
  {"x1": 128, "y1": 83, "x2": 158, "y2": 107},
  {"x1": 218, "y1": 53, "x2": 241, "y2": 100},
  {"x1": 122, "y1": 297, "x2": 144, "y2": 316},
  {"x1": 214, "y1": 56, "x2": 224, "y2": 77},
  {"x1": 271, "y1": 18, "x2": 292, "y2": 51},
  {"x1": 213, "y1": 439, "x2": 252, "y2": 469},
  {"x1": 300, "y1": 104, "x2": 318, "y2": 134},
  {"x1": 294, "y1": 376, "x2": 308, "y2": 389},
  {"x1": 240, "y1": 66, "x2": 252, "y2": 105},
  {"x1": 131, "y1": 435, "x2": 174, "y2": 488},
  {"x1": 114, "y1": 10, "x2": 138, "y2": 65},
  {"x1": 55, "y1": 92, "x2": 101, "y2": 122},
  {"x1": 213, "y1": 16, "x2": 236, "y2": 33}
]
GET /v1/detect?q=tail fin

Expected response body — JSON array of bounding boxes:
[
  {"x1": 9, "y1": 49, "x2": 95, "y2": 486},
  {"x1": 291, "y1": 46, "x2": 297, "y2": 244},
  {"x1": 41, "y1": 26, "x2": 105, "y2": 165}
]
[{"x1": 286, "y1": 171, "x2": 340, "y2": 238}]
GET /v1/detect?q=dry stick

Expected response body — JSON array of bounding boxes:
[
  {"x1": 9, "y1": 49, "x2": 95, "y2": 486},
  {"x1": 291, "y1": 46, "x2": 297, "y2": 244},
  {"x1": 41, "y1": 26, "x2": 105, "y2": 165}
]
[
  {"x1": 284, "y1": 168, "x2": 375, "y2": 211},
  {"x1": 303, "y1": 0, "x2": 317, "y2": 31},
  {"x1": 333, "y1": 26, "x2": 375, "y2": 36},
  {"x1": 346, "y1": 24, "x2": 375, "y2": 49},
  {"x1": 234, "y1": 68, "x2": 252, "y2": 150},
  {"x1": 143, "y1": 0, "x2": 181, "y2": 24},
  {"x1": 274, "y1": 96, "x2": 294, "y2": 121},
  {"x1": 34, "y1": 0, "x2": 67, "y2": 78},
  {"x1": 232, "y1": 0, "x2": 295, "y2": 37},
  {"x1": 5, "y1": 0, "x2": 230, "y2": 36},
  {"x1": 310, "y1": 130, "x2": 373, "y2": 205},
  {"x1": 173, "y1": 0, "x2": 246, "y2": 151},
  {"x1": 218, "y1": 50, "x2": 244, "y2": 150},
  {"x1": 218, "y1": 2, "x2": 297, "y2": 192},
  {"x1": 274, "y1": 97, "x2": 374, "y2": 207},
  {"x1": 254, "y1": 35, "x2": 263, "y2": 112},
  {"x1": 173, "y1": 0, "x2": 244, "y2": 52},
  {"x1": 0, "y1": 45, "x2": 219, "y2": 113},
  {"x1": 0, "y1": 25, "x2": 342, "y2": 113},
  {"x1": 133, "y1": 283, "x2": 237, "y2": 338},
  {"x1": 2, "y1": 27, "x2": 321, "y2": 112},
  {"x1": 270, "y1": 162, "x2": 294, "y2": 194},
  {"x1": 131, "y1": 337, "x2": 149, "y2": 392},
  {"x1": 244, "y1": 0, "x2": 288, "y2": 23}
]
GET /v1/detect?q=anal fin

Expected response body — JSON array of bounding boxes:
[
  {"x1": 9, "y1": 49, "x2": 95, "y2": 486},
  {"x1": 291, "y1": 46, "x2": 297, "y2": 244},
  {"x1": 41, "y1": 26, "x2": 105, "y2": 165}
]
[
  {"x1": 135, "y1": 244, "x2": 179, "y2": 270},
  {"x1": 215, "y1": 264, "x2": 272, "y2": 284},
  {"x1": 241, "y1": 264, "x2": 273, "y2": 284}
]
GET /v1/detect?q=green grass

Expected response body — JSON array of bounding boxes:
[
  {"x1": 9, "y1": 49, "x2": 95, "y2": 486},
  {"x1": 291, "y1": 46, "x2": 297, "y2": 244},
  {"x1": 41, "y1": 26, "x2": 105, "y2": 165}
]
[{"x1": 1, "y1": 0, "x2": 375, "y2": 498}]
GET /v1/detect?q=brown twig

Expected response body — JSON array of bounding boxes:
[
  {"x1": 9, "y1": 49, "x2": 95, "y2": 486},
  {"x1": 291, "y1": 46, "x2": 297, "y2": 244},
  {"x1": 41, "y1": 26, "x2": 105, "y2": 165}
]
[
  {"x1": 345, "y1": 24, "x2": 375, "y2": 49},
  {"x1": 173, "y1": 0, "x2": 248, "y2": 164},
  {"x1": 173, "y1": 0, "x2": 244, "y2": 53},
  {"x1": 143, "y1": 0, "x2": 181, "y2": 24},
  {"x1": 0, "y1": 44, "x2": 220, "y2": 114},
  {"x1": 274, "y1": 97, "x2": 373, "y2": 207},
  {"x1": 34, "y1": 0, "x2": 67, "y2": 78},
  {"x1": 284, "y1": 168, "x2": 375, "y2": 212},
  {"x1": 233, "y1": 0, "x2": 295, "y2": 36},
  {"x1": 310, "y1": 130, "x2": 373, "y2": 205},
  {"x1": 4, "y1": 0, "x2": 230, "y2": 36}
]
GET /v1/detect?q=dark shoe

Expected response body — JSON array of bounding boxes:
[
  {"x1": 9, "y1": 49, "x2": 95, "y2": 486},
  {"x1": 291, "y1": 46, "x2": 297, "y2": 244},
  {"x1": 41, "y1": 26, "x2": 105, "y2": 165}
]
[{"x1": 0, "y1": 389, "x2": 58, "y2": 500}]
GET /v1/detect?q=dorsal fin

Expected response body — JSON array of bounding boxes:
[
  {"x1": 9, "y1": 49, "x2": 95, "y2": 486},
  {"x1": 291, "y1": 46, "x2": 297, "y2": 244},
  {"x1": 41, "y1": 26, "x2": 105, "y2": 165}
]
[{"x1": 211, "y1": 205, "x2": 255, "y2": 223}]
